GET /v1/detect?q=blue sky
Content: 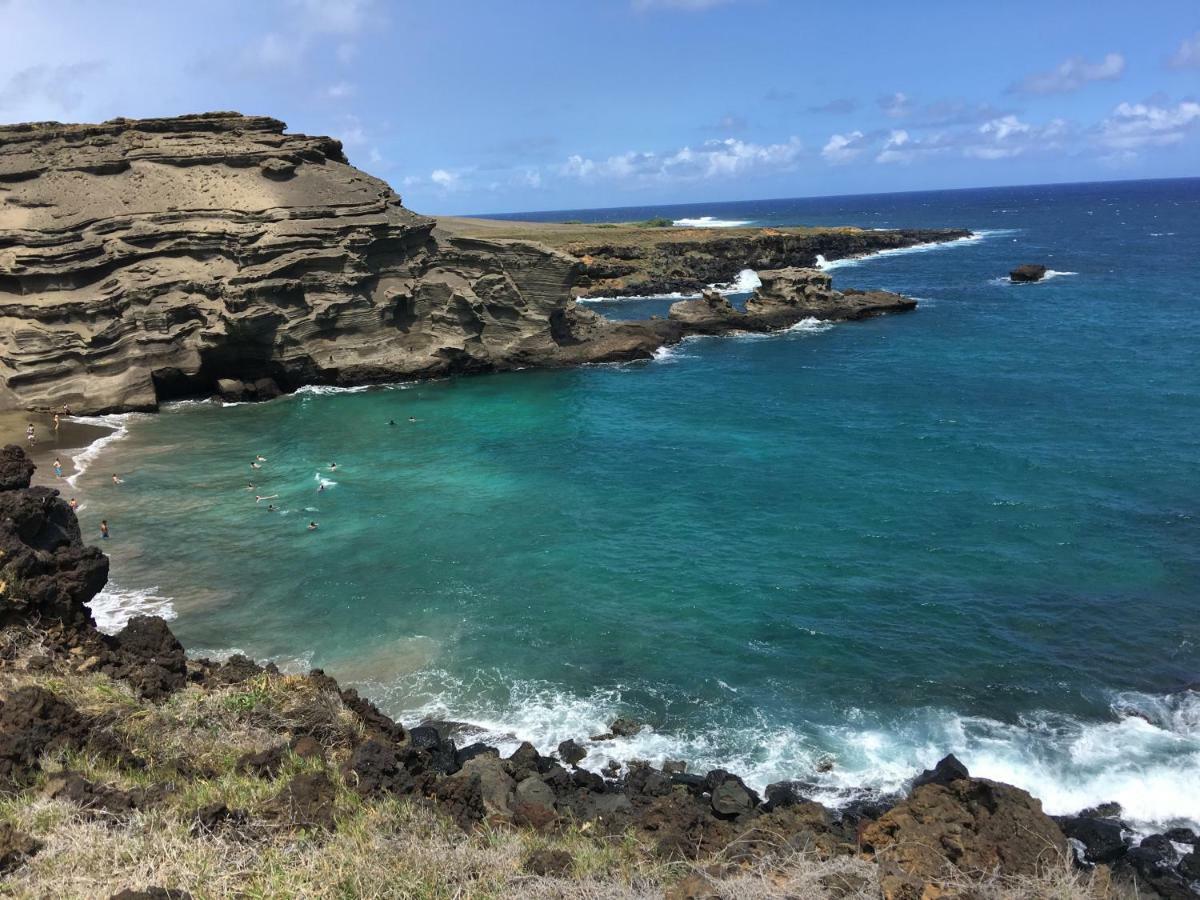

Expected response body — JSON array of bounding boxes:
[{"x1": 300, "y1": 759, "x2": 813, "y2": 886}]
[{"x1": 2, "y1": 0, "x2": 1197, "y2": 214}]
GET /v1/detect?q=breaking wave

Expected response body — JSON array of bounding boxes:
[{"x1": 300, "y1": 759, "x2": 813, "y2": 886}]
[
  {"x1": 65, "y1": 413, "x2": 147, "y2": 488},
  {"x1": 89, "y1": 582, "x2": 177, "y2": 634},
  {"x1": 816, "y1": 230, "x2": 995, "y2": 271},
  {"x1": 673, "y1": 216, "x2": 754, "y2": 228}
]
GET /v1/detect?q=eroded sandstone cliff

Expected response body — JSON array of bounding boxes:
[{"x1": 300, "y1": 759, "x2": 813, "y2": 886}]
[{"x1": 0, "y1": 114, "x2": 614, "y2": 413}]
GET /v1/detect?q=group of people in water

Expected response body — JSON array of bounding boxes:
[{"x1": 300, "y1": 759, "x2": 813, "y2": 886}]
[{"x1": 28, "y1": 408, "x2": 420, "y2": 542}]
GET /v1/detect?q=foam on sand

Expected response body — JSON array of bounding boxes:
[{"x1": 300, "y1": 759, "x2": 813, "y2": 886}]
[
  {"x1": 64, "y1": 413, "x2": 148, "y2": 488},
  {"x1": 90, "y1": 582, "x2": 177, "y2": 634}
]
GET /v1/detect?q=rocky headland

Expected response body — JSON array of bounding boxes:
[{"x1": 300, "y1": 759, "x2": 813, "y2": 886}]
[
  {"x1": 0, "y1": 444, "x2": 1196, "y2": 898},
  {"x1": 1, "y1": 113, "x2": 965, "y2": 415}
]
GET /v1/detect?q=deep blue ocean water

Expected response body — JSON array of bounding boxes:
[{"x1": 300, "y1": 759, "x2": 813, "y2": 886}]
[{"x1": 68, "y1": 179, "x2": 1200, "y2": 829}]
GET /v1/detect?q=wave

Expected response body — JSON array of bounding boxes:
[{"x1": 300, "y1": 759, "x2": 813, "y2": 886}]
[
  {"x1": 64, "y1": 413, "x2": 148, "y2": 488},
  {"x1": 363, "y1": 668, "x2": 1199, "y2": 832},
  {"x1": 580, "y1": 269, "x2": 762, "y2": 305},
  {"x1": 89, "y1": 582, "x2": 176, "y2": 634},
  {"x1": 816, "y1": 230, "x2": 999, "y2": 271},
  {"x1": 293, "y1": 384, "x2": 374, "y2": 397},
  {"x1": 711, "y1": 268, "x2": 761, "y2": 295},
  {"x1": 673, "y1": 216, "x2": 753, "y2": 228}
]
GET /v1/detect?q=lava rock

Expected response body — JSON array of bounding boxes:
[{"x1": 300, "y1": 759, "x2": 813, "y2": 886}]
[
  {"x1": 1010, "y1": 264, "x2": 1048, "y2": 283},
  {"x1": 1057, "y1": 815, "x2": 1129, "y2": 864},
  {"x1": 342, "y1": 739, "x2": 413, "y2": 797},
  {"x1": 912, "y1": 753, "x2": 970, "y2": 789},
  {"x1": 557, "y1": 738, "x2": 587, "y2": 765}
]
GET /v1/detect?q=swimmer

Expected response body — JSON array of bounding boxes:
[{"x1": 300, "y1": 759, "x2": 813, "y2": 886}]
[
  {"x1": 267, "y1": 503, "x2": 277, "y2": 511},
  {"x1": 246, "y1": 482, "x2": 255, "y2": 490},
  {"x1": 69, "y1": 498, "x2": 79, "y2": 511},
  {"x1": 99, "y1": 520, "x2": 109, "y2": 539},
  {"x1": 317, "y1": 483, "x2": 325, "y2": 493},
  {"x1": 307, "y1": 521, "x2": 318, "y2": 531},
  {"x1": 53, "y1": 458, "x2": 63, "y2": 478},
  {"x1": 250, "y1": 462, "x2": 261, "y2": 470},
  {"x1": 256, "y1": 455, "x2": 267, "y2": 462},
  {"x1": 53, "y1": 413, "x2": 60, "y2": 431},
  {"x1": 111, "y1": 473, "x2": 123, "y2": 485},
  {"x1": 408, "y1": 417, "x2": 416, "y2": 423},
  {"x1": 255, "y1": 494, "x2": 278, "y2": 503},
  {"x1": 388, "y1": 419, "x2": 396, "y2": 426},
  {"x1": 329, "y1": 462, "x2": 337, "y2": 470}
]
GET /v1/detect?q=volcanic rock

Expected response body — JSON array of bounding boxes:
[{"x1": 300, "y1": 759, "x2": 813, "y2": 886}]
[{"x1": 1010, "y1": 264, "x2": 1048, "y2": 282}]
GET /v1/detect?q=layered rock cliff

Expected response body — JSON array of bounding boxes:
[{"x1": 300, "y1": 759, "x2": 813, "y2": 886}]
[
  {"x1": 0, "y1": 113, "x2": 610, "y2": 413},
  {"x1": 0, "y1": 113, "x2": 962, "y2": 415}
]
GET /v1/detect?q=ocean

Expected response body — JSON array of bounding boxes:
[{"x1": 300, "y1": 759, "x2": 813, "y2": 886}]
[{"x1": 65, "y1": 178, "x2": 1200, "y2": 831}]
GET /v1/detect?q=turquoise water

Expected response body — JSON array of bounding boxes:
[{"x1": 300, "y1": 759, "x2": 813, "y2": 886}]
[{"x1": 71, "y1": 179, "x2": 1200, "y2": 828}]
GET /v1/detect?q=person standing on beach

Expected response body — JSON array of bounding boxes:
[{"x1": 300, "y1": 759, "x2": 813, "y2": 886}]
[
  {"x1": 99, "y1": 520, "x2": 109, "y2": 539},
  {"x1": 26, "y1": 424, "x2": 35, "y2": 445}
]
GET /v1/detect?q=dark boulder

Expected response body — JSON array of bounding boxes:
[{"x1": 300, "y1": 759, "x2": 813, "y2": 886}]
[
  {"x1": 609, "y1": 717, "x2": 642, "y2": 737},
  {"x1": 505, "y1": 740, "x2": 543, "y2": 780},
  {"x1": 455, "y1": 742, "x2": 497, "y2": 767},
  {"x1": 408, "y1": 724, "x2": 459, "y2": 775},
  {"x1": 432, "y1": 773, "x2": 485, "y2": 830},
  {"x1": 911, "y1": 753, "x2": 969, "y2": 789},
  {"x1": 104, "y1": 616, "x2": 188, "y2": 700},
  {"x1": 1056, "y1": 815, "x2": 1129, "y2": 864},
  {"x1": 342, "y1": 739, "x2": 414, "y2": 796},
  {"x1": 0, "y1": 445, "x2": 35, "y2": 491},
  {"x1": 557, "y1": 738, "x2": 587, "y2": 765},
  {"x1": 0, "y1": 685, "x2": 91, "y2": 783},
  {"x1": 764, "y1": 780, "x2": 811, "y2": 811},
  {"x1": 1010, "y1": 264, "x2": 1048, "y2": 283},
  {"x1": 710, "y1": 775, "x2": 756, "y2": 819}
]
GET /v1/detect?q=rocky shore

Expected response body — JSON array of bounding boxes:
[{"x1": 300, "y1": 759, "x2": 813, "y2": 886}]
[
  {"x1": 0, "y1": 444, "x2": 1195, "y2": 898},
  {"x1": 0, "y1": 113, "x2": 962, "y2": 415}
]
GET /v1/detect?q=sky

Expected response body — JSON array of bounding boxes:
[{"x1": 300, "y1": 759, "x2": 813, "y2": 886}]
[{"x1": 1, "y1": 0, "x2": 1197, "y2": 215}]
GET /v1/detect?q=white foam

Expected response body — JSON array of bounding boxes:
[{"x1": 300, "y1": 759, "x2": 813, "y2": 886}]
[
  {"x1": 578, "y1": 290, "x2": 696, "y2": 303},
  {"x1": 314, "y1": 472, "x2": 338, "y2": 489},
  {"x1": 89, "y1": 582, "x2": 176, "y2": 634},
  {"x1": 994, "y1": 270, "x2": 1079, "y2": 286},
  {"x1": 711, "y1": 268, "x2": 762, "y2": 295},
  {"x1": 673, "y1": 216, "x2": 753, "y2": 228},
  {"x1": 373, "y1": 671, "x2": 1200, "y2": 831},
  {"x1": 64, "y1": 413, "x2": 147, "y2": 488},
  {"x1": 817, "y1": 230, "x2": 997, "y2": 271},
  {"x1": 293, "y1": 383, "x2": 373, "y2": 397}
]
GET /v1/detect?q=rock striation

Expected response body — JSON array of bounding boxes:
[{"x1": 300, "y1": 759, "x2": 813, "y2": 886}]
[
  {"x1": 0, "y1": 114, "x2": 967, "y2": 413},
  {"x1": 0, "y1": 114, "x2": 628, "y2": 413}
]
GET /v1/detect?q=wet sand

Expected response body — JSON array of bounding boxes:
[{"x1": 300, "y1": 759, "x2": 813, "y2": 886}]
[{"x1": 0, "y1": 410, "x2": 116, "y2": 487}]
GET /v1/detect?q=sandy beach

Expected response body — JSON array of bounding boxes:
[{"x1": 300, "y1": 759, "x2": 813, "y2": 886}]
[{"x1": 0, "y1": 410, "x2": 116, "y2": 488}]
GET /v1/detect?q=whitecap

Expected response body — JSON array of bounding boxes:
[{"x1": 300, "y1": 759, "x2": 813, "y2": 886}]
[
  {"x1": 293, "y1": 383, "x2": 373, "y2": 397},
  {"x1": 817, "y1": 230, "x2": 997, "y2": 271},
  {"x1": 710, "y1": 268, "x2": 761, "y2": 294},
  {"x1": 673, "y1": 216, "x2": 753, "y2": 228},
  {"x1": 89, "y1": 582, "x2": 176, "y2": 634}
]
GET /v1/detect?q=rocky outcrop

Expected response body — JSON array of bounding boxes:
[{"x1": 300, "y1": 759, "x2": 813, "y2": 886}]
[
  {"x1": 563, "y1": 228, "x2": 971, "y2": 298},
  {"x1": 668, "y1": 267, "x2": 916, "y2": 334},
  {"x1": 1010, "y1": 263, "x2": 1048, "y2": 282},
  {"x1": 0, "y1": 114, "x2": 641, "y2": 413}
]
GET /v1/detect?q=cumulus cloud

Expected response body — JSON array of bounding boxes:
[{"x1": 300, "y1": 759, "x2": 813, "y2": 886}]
[
  {"x1": 1098, "y1": 99, "x2": 1200, "y2": 149},
  {"x1": 1168, "y1": 31, "x2": 1200, "y2": 69},
  {"x1": 430, "y1": 169, "x2": 458, "y2": 188},
  {"x1": 878, "y1": 92, "x2": 912, "y2": 118},
  {"x1": 1009, "y1": 53, "x2": 1125, "y2": 94},
  {"x1": 821, "y1": 131, "x2": 866, "y2": 164},
  {"x1": 562, "y1": 136, "x2": 804, "y2": 184},
  {"x1": 875, "y1": 130, "x2": 920, "y2": 163},
  {"x1": 963, "y1": 115, "x2": 1069, "y2": 159}
]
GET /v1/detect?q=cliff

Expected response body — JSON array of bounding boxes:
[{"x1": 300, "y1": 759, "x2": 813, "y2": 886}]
[
  {"x1": 1, "y1": 114, "x2": 966, "y2": 414},
  {"x1": 0, "y1": 445, "x2": 1192, "y2": 898}
]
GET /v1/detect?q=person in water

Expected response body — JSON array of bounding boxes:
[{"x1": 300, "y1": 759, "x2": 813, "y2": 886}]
[
  {"x1": 317, "y1": 483, "x2": 325, "y2": 493},
  {"x1": 53, "y1": 458, "x2": 63, "y2": 478},
  {"x1": 53, "y1": 413, "x2": 60, "y2": 431},
  {"x1": 329, "y1": 462, "x2": 337, "y2": 470},
  {"x1": 408, "y1": 416, "x2": 416, "y2": 423},
  {"x1": 388, "y1": 419, "x2": 396, "y2": 426},
  {"x1": 250, "y1": 461, "x2": 261, "y2": 470},
  {"x1": 69, "y1": 497, "x2": 79, "y2": 511},
  {"x1": 255, "y1": 494, "x2": 278, "y2": 503},
  {"x1": 247, "y1": 482, "x2": 255, "y2": 490},
  {"x1": 307, "y1": 521, "x2": 318, "y2": 531},
  {"x1": 267, "y1": 503, "x2": 277, "y2": 511},
  {"x1": 99, "y1": 520, "x2": 109, "y2": 539},
  {"x1": 111, "y1": 473, "x2": 123, "y2": 485},
  {"x1": 256, "y1": 455, "x2": 267, "y2": 462}
]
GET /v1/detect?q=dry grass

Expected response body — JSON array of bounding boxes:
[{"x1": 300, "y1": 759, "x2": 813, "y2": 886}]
[{"x1": 0, "y1": 628, "x2": 1134, "y2": 899}]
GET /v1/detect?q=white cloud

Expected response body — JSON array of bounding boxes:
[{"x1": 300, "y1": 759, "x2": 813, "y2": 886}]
[
  {"x1": 1168, "y1": 31, "x2": 1200, "y2": 69},
  {"x1": 561, "y1": 137, "x2": 803, "y2": 184},
  {"x1": 0, "y1": 61, "x2": 105, "y2": 114},
  {"x1": 431, "y1": 169, "x2": 458, "y2": 188},
  {"x1": 875, "y1": 130, "x2": 915, "y2": 163},
  {"x1": 878, "y1": 92, "x2": 912, "y2": 118},
  {"x1": 1098, "y1": 99, "x2": 1200, "y2": 149},
  {"x1": 321, "y1": 81, "x2": 355, "y2": 100},
  {"x1": 1010, "y1": 52, "x2": 1125, "y2": 94},
  {"x1": 821, "y1": 131, "x2": 866, "y2": 164}
]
